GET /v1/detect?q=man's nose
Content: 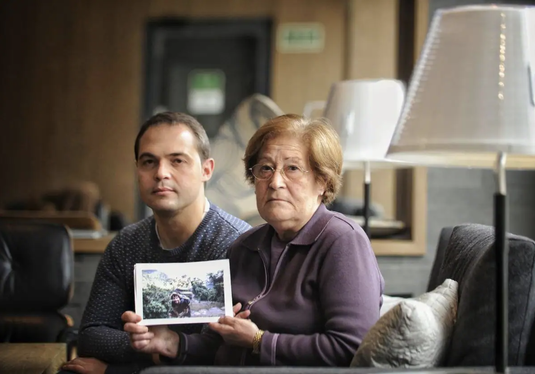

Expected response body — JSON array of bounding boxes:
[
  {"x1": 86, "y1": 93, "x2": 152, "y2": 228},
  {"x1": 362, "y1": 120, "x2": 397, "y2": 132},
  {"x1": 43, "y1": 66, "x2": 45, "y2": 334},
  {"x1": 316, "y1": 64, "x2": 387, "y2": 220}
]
[{"x1": 155, "y1": 161, "x2": 171, "y2": 180}]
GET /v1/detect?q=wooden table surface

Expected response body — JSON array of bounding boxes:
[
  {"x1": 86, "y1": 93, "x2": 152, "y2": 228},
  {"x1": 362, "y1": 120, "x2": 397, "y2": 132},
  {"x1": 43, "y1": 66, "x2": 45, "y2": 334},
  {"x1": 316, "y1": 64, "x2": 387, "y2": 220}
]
[
  {"x1": 0, "y1": 343, "x2": 66, "y2": 374},
  {"x1": 73, "y1": 232, "x2": 115, "y2": 253}
]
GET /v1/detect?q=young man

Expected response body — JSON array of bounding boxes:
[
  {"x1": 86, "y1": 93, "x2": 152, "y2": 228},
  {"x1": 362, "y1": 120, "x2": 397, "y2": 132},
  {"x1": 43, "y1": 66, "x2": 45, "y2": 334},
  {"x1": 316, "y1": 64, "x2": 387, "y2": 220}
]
[{"x1": 61, "y1": 112, "x2": 251, "y2": 374}]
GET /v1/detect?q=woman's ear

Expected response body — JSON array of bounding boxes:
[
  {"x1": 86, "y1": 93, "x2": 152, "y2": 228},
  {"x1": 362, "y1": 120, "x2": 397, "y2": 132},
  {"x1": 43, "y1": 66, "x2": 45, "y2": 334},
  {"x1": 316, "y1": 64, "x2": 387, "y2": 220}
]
[{"x1": 317, "y1": 179, "x2": 327, "y2": 196}]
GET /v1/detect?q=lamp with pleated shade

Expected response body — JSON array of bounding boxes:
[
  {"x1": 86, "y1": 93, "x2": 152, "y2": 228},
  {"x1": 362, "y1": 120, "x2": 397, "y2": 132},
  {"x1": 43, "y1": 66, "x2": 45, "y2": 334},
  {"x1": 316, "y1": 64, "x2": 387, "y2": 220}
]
[{"x1": 387, "y1": 5, "x2": 535, "y2": 373}]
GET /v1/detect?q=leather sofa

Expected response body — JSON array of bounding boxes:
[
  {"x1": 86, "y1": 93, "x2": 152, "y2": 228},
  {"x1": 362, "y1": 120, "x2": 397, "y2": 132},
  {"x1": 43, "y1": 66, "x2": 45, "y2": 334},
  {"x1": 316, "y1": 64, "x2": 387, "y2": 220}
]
[
  {"x1": 140, "y1": 223, "x2": 535, "y2": 373},
  {"x1": 0, "y1": 220, "x2": 76, "y2": 359},
  {"x1": 428, "y1": 224, "x2": 535, "y2": 366}
]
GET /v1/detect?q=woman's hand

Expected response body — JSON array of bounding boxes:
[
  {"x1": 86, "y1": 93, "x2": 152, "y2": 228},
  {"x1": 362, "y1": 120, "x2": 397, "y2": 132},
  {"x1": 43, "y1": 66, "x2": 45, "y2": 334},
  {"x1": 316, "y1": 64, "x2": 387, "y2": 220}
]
[
  {"x1": 121, "y1": 311, "x2": 179, "y2": 358},
  {"x1": 233, "y1": 302, "x2": 251, "y2": 319},
  {"x1": 208, "y1": 303, "x2": 258, "y2": 348}
]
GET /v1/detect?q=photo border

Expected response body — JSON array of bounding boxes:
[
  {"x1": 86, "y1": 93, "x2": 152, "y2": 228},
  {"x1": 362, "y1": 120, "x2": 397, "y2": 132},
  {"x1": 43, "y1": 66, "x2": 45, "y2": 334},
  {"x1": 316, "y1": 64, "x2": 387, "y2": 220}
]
[{"x1": 134, "y1": 259, "x2": 233, "y2": 325}]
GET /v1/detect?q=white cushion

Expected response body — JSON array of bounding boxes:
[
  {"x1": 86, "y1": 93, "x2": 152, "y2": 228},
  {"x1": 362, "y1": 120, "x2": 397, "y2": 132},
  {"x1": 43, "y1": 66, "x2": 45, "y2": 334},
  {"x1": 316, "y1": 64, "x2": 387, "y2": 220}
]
[
  {"x1": 379, "y1": 295, "x2": 406, "y2": 316},
  {"x1": 351, "y1": 278, "x2": 458, "y2": 368}
]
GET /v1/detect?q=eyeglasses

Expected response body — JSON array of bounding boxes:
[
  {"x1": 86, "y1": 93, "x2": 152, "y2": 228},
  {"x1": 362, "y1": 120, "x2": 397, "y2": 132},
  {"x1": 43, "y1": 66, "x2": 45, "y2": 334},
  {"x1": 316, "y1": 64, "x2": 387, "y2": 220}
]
[{"x1": 249, "y1": 164, "x2": 309, "y2": 181}]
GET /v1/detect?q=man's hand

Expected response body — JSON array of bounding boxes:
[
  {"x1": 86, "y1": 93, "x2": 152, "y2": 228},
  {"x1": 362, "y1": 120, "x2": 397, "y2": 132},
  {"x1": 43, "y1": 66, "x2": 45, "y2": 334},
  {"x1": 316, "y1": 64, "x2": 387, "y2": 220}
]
[
  {"x1": 61, "y1": 357, "x2": 107, "y2": 374},
  {"x1": 208, "y1": 303, "x2": 258, "y2": 348},
  {"x1": 121, "y1": 311, "x2": 179, "y2": 358}
]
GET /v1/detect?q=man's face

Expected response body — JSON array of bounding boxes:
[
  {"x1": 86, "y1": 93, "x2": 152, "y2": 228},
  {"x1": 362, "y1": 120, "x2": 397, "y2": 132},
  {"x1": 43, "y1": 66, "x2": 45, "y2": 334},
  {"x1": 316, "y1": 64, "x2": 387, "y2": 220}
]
[{"x1": 136, "y1": 124, "x2": 213, "y2": 217}]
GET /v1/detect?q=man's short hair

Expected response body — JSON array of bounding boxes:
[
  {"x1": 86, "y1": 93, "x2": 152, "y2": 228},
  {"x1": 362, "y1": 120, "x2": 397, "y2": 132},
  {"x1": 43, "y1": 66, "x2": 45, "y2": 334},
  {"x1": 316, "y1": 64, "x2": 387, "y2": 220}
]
[{"x1": 134, "y1": 112, "x2": 211, "y2": 162}]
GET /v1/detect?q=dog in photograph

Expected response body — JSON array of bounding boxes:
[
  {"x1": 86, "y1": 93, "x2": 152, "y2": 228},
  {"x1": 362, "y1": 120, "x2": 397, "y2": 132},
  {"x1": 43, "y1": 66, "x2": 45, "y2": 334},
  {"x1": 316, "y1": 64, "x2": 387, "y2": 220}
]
[{"x1": 168, "y1": 291, "x2": 191, "y2": 318}]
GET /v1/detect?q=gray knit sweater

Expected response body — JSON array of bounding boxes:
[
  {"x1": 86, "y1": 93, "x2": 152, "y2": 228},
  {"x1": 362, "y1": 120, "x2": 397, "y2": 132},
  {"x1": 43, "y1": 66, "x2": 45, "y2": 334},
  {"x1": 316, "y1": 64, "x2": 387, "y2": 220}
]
[{"x1": 77, "y1": 204, "x2": 251, "y2": 374}]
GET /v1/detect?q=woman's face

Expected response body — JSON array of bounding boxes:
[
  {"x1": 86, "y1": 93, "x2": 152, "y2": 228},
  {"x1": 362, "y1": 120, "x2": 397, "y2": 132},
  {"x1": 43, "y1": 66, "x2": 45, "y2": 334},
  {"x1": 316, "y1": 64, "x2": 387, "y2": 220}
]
[{"x1": 254, "y1": 134, "x2": 325, "y2": 241}]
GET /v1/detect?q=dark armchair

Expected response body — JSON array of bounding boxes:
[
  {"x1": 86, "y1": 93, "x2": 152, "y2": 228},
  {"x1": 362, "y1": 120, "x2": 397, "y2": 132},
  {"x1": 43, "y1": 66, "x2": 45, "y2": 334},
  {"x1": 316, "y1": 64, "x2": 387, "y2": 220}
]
[
  {"x1": 426, "y1": 224, "x2": 535, "y2": 366},
  {"x1": 0, "y1": 220, "x2": 76, "y2": 359}
]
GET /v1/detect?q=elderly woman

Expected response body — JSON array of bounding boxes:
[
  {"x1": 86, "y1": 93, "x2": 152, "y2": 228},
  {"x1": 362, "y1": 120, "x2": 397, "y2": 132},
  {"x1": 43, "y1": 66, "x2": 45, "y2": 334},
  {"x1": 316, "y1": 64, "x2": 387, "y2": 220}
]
[{"x1": 123, "y1": 114, "x2": 384, "y2": 367}]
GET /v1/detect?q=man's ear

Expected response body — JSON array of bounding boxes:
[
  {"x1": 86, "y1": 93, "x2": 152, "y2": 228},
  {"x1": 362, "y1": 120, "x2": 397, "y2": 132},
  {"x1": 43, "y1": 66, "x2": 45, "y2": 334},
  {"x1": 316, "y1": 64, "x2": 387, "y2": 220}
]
[{"x1": 201, "y1": 158, "x2": 215, "y2": 182}]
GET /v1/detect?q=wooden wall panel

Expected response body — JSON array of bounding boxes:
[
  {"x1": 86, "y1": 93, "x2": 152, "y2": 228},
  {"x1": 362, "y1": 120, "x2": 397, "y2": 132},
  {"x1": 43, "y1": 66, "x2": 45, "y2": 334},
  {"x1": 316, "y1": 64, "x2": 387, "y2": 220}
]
[
  {"x1": 147, "y1": 0, "x2": 274, "y2": 18},
  {"x1": 271, "y1": 0, "x2": 346, "y2": 114},
  {"x1": 341, "y1": 0, "x2": 399, "y2": 219},
  {"x1": 147, "y1": 0, "x2": 347, "y2": 115},
  {"x1": 0, "y1": 0, "x2": 346, "y2": 221},
  {"x1": 347, "y1": 0, "x2": 398, "y2": 79},
  {"x1": 0, "y1": 0, "x2": 147, "y2": 220},
  {"x1": 415, "y1": 0, "x2": 430, "y2": 61}
]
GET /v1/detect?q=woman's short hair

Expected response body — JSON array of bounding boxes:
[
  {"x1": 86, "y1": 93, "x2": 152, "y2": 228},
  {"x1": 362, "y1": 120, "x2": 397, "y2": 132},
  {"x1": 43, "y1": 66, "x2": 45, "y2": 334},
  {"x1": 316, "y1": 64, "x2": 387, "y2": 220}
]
[{"x1": 243, "y1": 114, "x2": 343, "y2": 205}]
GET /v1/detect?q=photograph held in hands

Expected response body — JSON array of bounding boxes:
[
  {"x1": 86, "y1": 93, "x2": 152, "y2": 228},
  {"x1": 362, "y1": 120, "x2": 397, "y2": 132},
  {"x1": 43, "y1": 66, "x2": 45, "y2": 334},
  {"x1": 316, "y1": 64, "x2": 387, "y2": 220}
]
[{"x1": 134, "y1": 259, "x2": 233, "y2": 325}]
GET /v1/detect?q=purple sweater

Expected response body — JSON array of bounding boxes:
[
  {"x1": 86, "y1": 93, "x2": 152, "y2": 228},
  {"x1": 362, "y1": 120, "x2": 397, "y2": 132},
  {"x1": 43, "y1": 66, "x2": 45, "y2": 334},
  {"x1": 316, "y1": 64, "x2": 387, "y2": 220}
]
[{"x1": 178, "y1": 204, "x2": 384, "y2": 366}]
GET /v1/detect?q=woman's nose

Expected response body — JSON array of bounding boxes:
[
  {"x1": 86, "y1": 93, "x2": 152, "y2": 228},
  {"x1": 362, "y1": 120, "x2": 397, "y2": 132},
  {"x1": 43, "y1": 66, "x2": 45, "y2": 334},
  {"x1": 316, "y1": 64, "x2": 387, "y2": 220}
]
[{"x1": 268, "y1": 169, "x2": 285, "y2": 189}]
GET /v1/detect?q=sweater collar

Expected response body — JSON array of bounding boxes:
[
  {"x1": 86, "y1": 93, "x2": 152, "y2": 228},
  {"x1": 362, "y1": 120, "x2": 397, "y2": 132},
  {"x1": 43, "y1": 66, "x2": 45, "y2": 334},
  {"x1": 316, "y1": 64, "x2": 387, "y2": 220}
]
[
  {"x1": 242, "y1": 204, "x2": 334, "y2": 250},
  {"x1": 154, "y1": 198, "x2": 211, "y2": 250}
]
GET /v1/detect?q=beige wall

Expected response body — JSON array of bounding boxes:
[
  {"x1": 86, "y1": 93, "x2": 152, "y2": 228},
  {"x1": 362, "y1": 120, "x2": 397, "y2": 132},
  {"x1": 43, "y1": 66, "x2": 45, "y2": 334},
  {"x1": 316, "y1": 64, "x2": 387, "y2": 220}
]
[{"x1": 0, "y1": 0, "x2": 347, "y2": 221}]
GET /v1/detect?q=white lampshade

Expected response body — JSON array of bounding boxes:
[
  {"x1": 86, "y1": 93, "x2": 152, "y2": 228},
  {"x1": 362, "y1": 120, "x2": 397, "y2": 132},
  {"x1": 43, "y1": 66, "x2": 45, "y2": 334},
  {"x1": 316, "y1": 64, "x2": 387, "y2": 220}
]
[
  {"x1": 387, "y1": 5, "x2": 535, "y2": 169},
  {"x1": 324, "y1": 79, "x2": 406, "y2": 170}
]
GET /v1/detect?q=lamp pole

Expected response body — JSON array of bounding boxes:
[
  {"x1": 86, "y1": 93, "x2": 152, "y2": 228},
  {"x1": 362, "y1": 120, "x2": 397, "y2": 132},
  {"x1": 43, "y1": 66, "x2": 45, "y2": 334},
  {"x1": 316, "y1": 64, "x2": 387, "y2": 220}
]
[
  {"x1": 363, "y1": 161, "x2": 371, "y2": 238},
  {"x1": 494, "y1": 152, "x2": 508, "y2": 373}
]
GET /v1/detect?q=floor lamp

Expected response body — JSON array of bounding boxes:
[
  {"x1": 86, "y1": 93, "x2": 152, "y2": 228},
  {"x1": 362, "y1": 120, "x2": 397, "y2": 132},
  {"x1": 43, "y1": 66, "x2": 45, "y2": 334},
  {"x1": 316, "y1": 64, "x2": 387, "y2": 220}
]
[
  {"x1": 386, "y1": 5, "x2": 535, "y2": 373},
  {"x1": 323, "y1": 79, "x2": 405, "y2": 237}
]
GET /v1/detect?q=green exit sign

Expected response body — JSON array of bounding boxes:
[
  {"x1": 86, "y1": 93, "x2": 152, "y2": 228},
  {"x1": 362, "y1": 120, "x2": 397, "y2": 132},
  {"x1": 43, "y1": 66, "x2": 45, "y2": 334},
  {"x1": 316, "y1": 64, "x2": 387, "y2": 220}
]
[{"x1": 277, "y1": 23, "x2": 325, "y2": 53}]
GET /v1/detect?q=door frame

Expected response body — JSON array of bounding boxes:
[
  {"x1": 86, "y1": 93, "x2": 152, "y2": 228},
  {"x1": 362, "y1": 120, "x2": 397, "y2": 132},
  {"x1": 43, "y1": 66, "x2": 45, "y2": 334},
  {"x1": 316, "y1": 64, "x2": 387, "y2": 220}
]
[{"x1": 138, "y1": 18, "x2": 272, "y2": 221}]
